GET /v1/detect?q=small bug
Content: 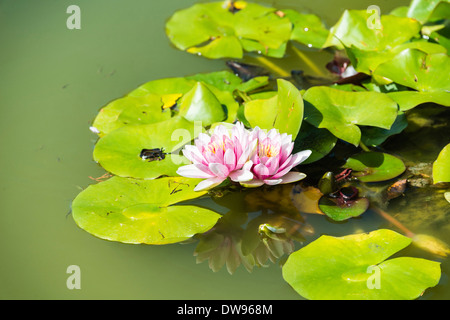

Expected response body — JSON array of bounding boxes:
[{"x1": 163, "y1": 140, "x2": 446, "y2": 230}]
[{"x1": 140, "y1": 148, "x2": 166, "y2": 162}]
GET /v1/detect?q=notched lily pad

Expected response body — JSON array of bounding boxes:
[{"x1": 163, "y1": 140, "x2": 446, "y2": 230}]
[
  {"x1": 71, "y1": 176, "x2": 221, "y2": 245},
  {"x1": 303, "y1": 86, "x2": 398, "y2": 146},
  {"x1": 319, "y1": 194, "x2": 369, "y2": 221},
  {"x1": 244, "y1": 79, "x2": 304, "y2": 139},
  {"x1": 343, "y1": 152, "x2": 406, "y2": 182},
  {"x1": 166, "y1": 2, "x2": 291, "y2": 59},
  {"x1": 282, "y1": 229, "x2": 441, "y2": 300},
  {"x1": 93, "y1": 116, "x2": 203, "y2": 179},
  {"x1": 433, "y1": 143, "x2": 450, "y2": 184}
]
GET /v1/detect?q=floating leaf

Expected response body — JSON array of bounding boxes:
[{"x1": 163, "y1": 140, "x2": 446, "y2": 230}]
[
  {"x1": 387, "y1": 91, "x2": 450, "y2": 111},
  {"x1": 303, "y1": 86, "x2": 398, "y2": 146},
  {"x1": 282, "y1": 229, "x2": 441, "y2": 300},
  {"x1": 93, "y1": 116, "x2": 202, "y2": 179},
  {"x1": 244, "y1": 79, "x2": 304, "y2": 139},
  {"x1": 360, "y1": 112, "x2": 408, "y2": 146},
  {"x1": 91, "y1": 94, "x2": 171, "y2": 137},
  {"x1": 343, "y1": 152, "x2": 406, "y2": 182},
  {"x1": 347, "y1": 41, "x2": 447, "y2": 76},
  {"x1": 406, "y1": 0, "x2": 450, "y2": 24},
  {"x1": 433, "y1": 143, "x2": 450, "y2": 183},
  {"x1": 373, "y1": 49, "x2": 450, "y2": 92},
  {"x1": 319, "y1": 196, "x2": 369, "y2": 221},
  {"x1": 72, "y1": 176, "x2": 221, "y2": 245},
  {"x1": 283, "y1": 9, "x2": 329, "y2": 48},
  {"x1": 165, "y1": 2, "x2": 291, "y2": 59},
  {"x1": 178, "y1": 82, "x2": 226, "y2": 126},
  {"x1": 323, "y1": 10, "x2": 421, "y2": 51}
]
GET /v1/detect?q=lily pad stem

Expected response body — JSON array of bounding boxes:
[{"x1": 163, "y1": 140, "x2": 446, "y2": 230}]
[
  {"x1": 359, "y1": 141, "x2": 371, "y2": 152},
  {"x1": 236, "y1": 90, "x2": 252, "y2": 102},
  {"x1": 371, "y1": 206, "x2": 415, "y2": 238},
  {"x1": 253, "y1": 55, "x2": 290, "y2": 77}
]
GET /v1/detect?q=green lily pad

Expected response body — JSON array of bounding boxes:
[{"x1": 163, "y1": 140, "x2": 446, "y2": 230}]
[
  {"x1": 347, "y1": 41, "x2": 447, "y2": 75},
  {"x1": 360, "y1": 112, "x2": 408, "y2": 146},
  {"x1": 178, "y1": 82, "x2": 226, "y2": 126},
  {"x1": 343, "y1": 152, "x2": 406, "y2": 182},
  {"x1": 387, "y1": 91, "x2": 450, "y2": 111},
  {"x1": 244, "y1": 79, "x2": 304, "y2": 139},
  {"x1": 323, "y1": 10, "x2": 421, "y2": 51},
  {"x1": 319, "y1": 196, "x2": 369, "y2": 221},
  {"x1": 91, "y1": 93, "x2": 171, "y2": 137},
  {"x1": 165, "y1": 2, "x2": 291, "y2": 59},
  {"x1": 93, "y1": 116, "x2": 202, "y2": 179},
  {"x1": 406, "y1": 0, "x2": 450, "y2": 24},
  {"x1": 282, "y1": 229, "x2": 441, "y2": 300},
  {"x1": 373, "y1": 49, "x2": 450, "y2": 92},
  {"x1": 433, "y1": 143, "x2": 450, "y2": 183},
  {"x1": 72, "y1": 176, "x2": 221, "y2": 245},
  {"x1": 283, "y1": 9, "x2": 329, "y2": 48},
  {"x1": 303, "y1": 86, "x2": 398, "y2": 146}
]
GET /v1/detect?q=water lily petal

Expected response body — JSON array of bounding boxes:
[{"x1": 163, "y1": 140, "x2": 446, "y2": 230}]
[
  {"x1": 209, "y1": 163, "x2": 230, "y2": 178},
  {"x1": 279, "y1": 171, "x2": 307, "y2": 184},
  {"x1": 229, "y1": 168, "x2": 253, "y2": 182},
  {"x1": 177, "y1": 164, "x2": 214, "y2": 179},
  {"x1": 263, "y1": 178, "x2": 283, "y2": 185},
  {"x1": 240, "y1": 179, "x2": 265, "y2": 188},
  {"x1": 253, "y1": 163, "x2": 270, "y2": 180},
  {"x1": 224, "y1": 148, "x2": 237, "y2": 170},
  {"x1": 194, "y1": 176, "x2": 226, "y2": 191}
]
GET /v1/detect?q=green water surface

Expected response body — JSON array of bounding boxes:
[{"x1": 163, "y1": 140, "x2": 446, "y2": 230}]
[{"x1": 1, "y1": 0, "x2": 448, "y2": 300}]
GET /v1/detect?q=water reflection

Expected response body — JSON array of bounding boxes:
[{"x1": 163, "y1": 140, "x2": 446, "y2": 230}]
[{"x1": 193, "y1": 184, "x2": 315, "y2": 274}]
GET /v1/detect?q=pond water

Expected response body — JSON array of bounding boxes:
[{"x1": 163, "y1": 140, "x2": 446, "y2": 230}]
[{"x1": 1, "y1": 0, "x2": 449, "y2": 300}]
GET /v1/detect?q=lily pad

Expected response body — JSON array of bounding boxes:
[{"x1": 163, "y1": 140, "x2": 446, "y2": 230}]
[
  {"x1": 347, "y1": 41, "x2": 447, "y2": 76},
  {"x1": 303, "y1": 86, "x2": 398, "y2": 146},
  {"x1": 360, "y1": 112, "x2": 409, "y2": 146},
  {"x1": 373, "y1": 49, "x2": 450, "y2": 92},
  {"x1": 71, "y1": 176, "x2": 221, "y2": 245},
  {"x1": 282, "y1": 229, "x2": 441, "y2": 300},
  {"x1": 244, "y1": 79, "x2": 304, "y2": 139},
  {"x1": 91, "y1": 93, "x2": 171, "y2": 137},
  {"x1": 165, "y1": 2, "x2": 291, "y2": 59},
  {"x1": 93, "y1": 116, "x2": 202, "y2": 179},
  {"x1": 283, "y1": 9, "x2": 329, "y2": 48},
  {"x1": 319, "y1": 196, "x2": 369, "y2": 221},
  {"x1": 433, "y1": 143, "x2": 450, "y2": 183},
  {"x1": 343, "y1": 152, "x2": 406, "y2": 182},
  {"x1": 406, "y1": 0, "x2": 450, "y2": 24},
  {"x1": 323, "y1": 10, "x2": 421, "y2": 51},
  {"x1": 178, "y1": 82, "x2": 226, "y2": 126}
]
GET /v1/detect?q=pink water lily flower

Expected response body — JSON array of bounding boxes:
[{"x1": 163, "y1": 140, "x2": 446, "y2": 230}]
[
  {"x1": 243, "y1": 127, "x2": 312, "y2": 187},
  {"x1": 177, "y1": 122, "x2": 256, "y2": 191}
]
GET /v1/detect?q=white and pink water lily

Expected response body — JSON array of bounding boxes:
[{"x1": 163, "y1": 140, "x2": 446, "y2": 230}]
[{"x1": 176, "y1": 122, "x2": 311, "y2": 191}]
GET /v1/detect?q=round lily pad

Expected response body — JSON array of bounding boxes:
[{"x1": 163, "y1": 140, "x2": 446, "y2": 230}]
[
  {"x1": 433, "y1": 143, "x2": 450, "y2": 184},
  {"x1": 343, "y1": 152, "x2": 406, "y2": 182},
  {"x1": 319, "y1": 196, "x2": 369, "y2": 221},
  {"x1": 72, "y1": 176, "x2": 222, "y2": 245},
  {"x1": 93, "y1": 116, "x2": 202, "y2": 179},
  {"x1": 244, "y1": 79, "x2": 304, "y2": 139},
  {"x1": 282, "y1": 229, "x2": 441, "y2": 300},
  {"x1": 303, "y1": 86, "x2": 398, "y2": 146},
  {"x1": 165, "y1": 2, "x2": 291, "y2": 59}
]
